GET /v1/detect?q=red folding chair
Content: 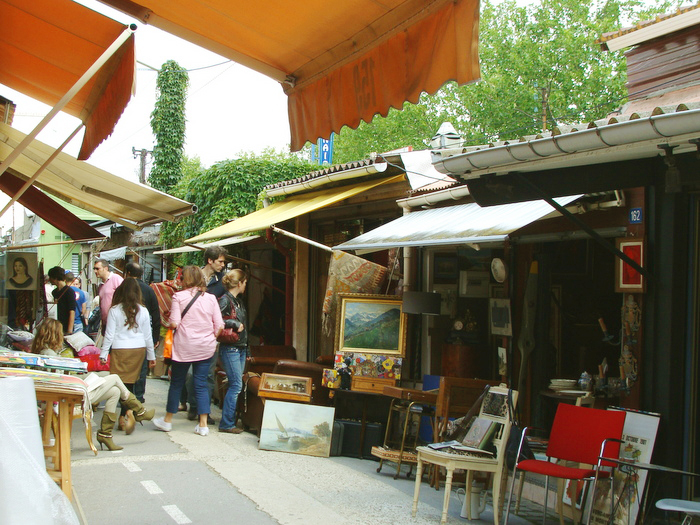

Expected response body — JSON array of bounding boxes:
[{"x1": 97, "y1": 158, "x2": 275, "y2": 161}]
[{"x1": 504, "y1": 403, "x2": 626, "y2": 525}]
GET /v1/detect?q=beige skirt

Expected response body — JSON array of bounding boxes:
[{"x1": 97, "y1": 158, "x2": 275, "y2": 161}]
[{"x1": 109, "y1": 347, "x2": 146, "y2": 384}]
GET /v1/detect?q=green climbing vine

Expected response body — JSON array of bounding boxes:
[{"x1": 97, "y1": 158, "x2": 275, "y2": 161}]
[{"x1": 149, "y1": 60, "x2": 189, "y2": 193}]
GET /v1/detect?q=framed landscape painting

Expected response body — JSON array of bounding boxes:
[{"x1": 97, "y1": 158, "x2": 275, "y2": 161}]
[
  {"x1": 335, "y1": 294, "x2": 407, "y2": 356},
  {"x1": 259, "y1": 400, "x2": 335, "y2": 458}
]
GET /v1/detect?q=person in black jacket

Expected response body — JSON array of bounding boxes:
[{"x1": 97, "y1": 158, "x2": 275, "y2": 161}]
[
  {"x1": 124, "y1": 262, "x2": 161, "y2": 404},
  {"x1": 217, "y1": 269, "x2": 248, "y2": 434}
]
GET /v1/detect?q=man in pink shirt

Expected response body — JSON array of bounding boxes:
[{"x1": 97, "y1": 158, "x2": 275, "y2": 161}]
[{"x1": 94, "y1": 259, "x2": 124, "y2": 334}]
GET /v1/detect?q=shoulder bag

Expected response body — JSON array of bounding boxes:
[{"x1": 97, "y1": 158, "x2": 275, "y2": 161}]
[
  {"x1": 217, "y1": 293, "x2": 240, "y2": 345},
  {"x1": 163, "y1": 291, "x2": 202, "y2": 363}
]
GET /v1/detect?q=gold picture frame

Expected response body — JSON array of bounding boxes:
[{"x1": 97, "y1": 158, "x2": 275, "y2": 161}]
[
  {"x1": 334, "y1": 293, "x2": 407, "y2": 356},
  {"x1": 259, "y1": 373, "x2": 312, "y2": 403}
]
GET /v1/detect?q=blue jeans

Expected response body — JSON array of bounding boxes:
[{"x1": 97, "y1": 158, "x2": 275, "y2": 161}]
[
  {"x1": 167, "y1": 357, "x2": 213, "y2": 416},
  {"x1": 218, "y1": 345, "x2": 246, "y2": 430},
  {"x1": 186, "y1": 348, "x2": 218, "y2": 411}
]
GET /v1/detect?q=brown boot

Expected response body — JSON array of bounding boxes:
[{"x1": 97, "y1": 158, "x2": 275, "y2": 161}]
[
  {"x1": 122, "y1": 394, "x2": 155, "y2": 425},
  {"x1": 97, "y1": 412, "x2": 123, "y2": 451}
]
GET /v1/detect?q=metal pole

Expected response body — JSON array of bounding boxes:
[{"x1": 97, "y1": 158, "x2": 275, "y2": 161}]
[
  {"x1": 271, "y1": 226, "x2": 333, "y2": 253},
  {"x1": 0, "y1": 25, "x2": 136, "y2": 178},
  {"x1": 0, "y1": 124, "x2": 83, "y2": 220}
]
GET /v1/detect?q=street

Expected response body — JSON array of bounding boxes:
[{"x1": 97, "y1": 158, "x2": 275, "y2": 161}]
[{"x1": 69, "y1": 378, "x2": 540, "y2": 525}]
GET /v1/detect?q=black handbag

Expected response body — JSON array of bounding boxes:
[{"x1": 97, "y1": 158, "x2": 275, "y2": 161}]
[{"x1": 505, "y1": 388, "x2": 535, "y2": 470}]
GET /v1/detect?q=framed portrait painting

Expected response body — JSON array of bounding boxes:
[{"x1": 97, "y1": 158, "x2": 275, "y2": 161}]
[
  {"x1": 335, "y1": 294, "x2": 407, "y2": 356},
  {"x1": 615, "y1": 238, "x2": 645, "y2": 293},
  {"x1": 6, "y1": 252, "x2": 38, "y2": 291}
]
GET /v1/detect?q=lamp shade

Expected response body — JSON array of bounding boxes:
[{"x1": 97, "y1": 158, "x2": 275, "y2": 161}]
[{"x1": 403, "y1": 291, "x2": 441, "y2": 315}]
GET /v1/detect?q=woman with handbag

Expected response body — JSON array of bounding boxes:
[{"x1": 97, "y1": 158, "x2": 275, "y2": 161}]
[
  {"x1": 100, "y1": 278, "x2": 156, "y2": 435},
  {"x1": 153, "y1": 266, "x2": 224, "y2": 436},
  {"x1": 217, "y1": 269, "x2": 248, "y2": 434}
]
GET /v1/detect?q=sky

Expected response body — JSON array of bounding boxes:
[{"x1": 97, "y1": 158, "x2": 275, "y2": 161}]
[{"x1": 1, "y1": 0, "x2": 292, "y2": 230}]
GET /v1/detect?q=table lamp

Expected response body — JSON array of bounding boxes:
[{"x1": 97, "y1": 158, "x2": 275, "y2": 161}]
[{"x1": 402, "y1": 291, "x2": 441, "y2": 315}]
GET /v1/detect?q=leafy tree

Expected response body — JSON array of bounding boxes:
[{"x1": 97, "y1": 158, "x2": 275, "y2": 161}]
[
  {"x1": 159, "y1": 150, "x2": 316, "y2": 267},
  {"x1": 332, "y1": 0, "x2": 679, "y2": 163},
  {"x1": 149, "y1": 60, "x2": 189, "y2": 192}
]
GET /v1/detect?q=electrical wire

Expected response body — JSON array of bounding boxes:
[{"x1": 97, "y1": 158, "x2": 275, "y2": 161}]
[{"x1": 137, "y1": 59, "x2": 233, "y2": 73}]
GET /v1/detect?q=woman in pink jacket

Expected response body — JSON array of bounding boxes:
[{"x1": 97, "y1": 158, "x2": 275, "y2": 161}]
[{"x1": 153, "y1": 266, "x2": 223, "y2": 436}]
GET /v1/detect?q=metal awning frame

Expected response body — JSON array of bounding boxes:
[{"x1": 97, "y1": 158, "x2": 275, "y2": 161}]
[
  {"x1": 515, "y1": 173, "x2": 649, "y2": 278},
  {"x1": 0, "y1": 25, "x2": 136, "y2": 222}
]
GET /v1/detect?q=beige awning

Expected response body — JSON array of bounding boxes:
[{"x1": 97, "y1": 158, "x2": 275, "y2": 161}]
[
  {"x1": 187, "y1": 174, "x2": 405, "y2": 243},
  {"x1": 153, "y1": 235, "x2": 260, "y2": 255},
  {"x1": 334, "y1": 196, "x2": 582, "y2": 253},
  {"x1": 97, "y1": 0, "x2": 480, "y2": 150},
  {"x1": 1, "y1": 0, "x2": 136, "y2": 160},
  {"x1": 0, "y1": 122, "x2": 196, "y2": 229}
]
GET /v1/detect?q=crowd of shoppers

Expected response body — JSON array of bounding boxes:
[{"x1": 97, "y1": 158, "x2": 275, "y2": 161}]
[{"x1": 36, "y1": 245, "x2": 250, "y2": 450}]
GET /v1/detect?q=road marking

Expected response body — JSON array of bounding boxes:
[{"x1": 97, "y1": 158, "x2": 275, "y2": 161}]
[
  {"x1": 122, "y1": 461, "x2": 141, "y2": 472},
  {"x1": 163, "y1": 505, "x2": 192, "y2": 524},
  {"x1": 141, "y1": 480, "x2": 163, "y2": 494}
]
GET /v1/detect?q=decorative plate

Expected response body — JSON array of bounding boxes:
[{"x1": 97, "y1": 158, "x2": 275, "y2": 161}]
[{"x1": 491, "y1": 258, "x2": 507, "y2": 283}]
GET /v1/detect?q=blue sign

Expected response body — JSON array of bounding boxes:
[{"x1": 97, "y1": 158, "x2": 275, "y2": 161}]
[
  {"x1": 310, "y1": 133, "x2": 334, "y2": 165},
  {"x1": 629, "y1": 208, "x2": 643, "y2": 224}
]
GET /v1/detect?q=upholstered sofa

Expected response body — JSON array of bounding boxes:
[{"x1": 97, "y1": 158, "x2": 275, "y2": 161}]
[{"x1": 238, "y1": 351, "x2": 332, "y2": 434}]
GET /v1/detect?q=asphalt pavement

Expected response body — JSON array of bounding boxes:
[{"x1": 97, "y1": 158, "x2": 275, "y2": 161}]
[{"x1": 69, "y1": 378, "x2": 548, "y2": 525}]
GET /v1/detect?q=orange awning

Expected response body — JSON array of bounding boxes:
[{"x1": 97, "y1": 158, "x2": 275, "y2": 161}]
[
  {"x1": 97, "y1": 0, "x2": 480, "y2": 150},
  {"x1": 0, "y1": 0, "x2": 136, "y2": 160}
]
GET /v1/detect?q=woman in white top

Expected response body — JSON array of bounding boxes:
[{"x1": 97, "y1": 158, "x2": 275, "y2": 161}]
[{"x1": 100, "y1": 278, "x2": 155, "y2": 434}]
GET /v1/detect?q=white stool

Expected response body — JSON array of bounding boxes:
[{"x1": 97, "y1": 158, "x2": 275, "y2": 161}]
[{"x1": 656, "y1": 498, "x2": 700, "y2": 525}]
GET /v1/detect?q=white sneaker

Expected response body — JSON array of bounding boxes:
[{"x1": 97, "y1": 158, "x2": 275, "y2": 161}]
[
  {"x1": 153, "y1": 417, "x2": 172, "y2": 432},
  {"x1": 194, "y1": 424, "x2": 209, "y2": 436}
]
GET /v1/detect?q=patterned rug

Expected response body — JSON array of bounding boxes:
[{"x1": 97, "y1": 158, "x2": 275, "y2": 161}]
[{"x1": 320, "y1": 250, "x2": 388, "y2": 351}]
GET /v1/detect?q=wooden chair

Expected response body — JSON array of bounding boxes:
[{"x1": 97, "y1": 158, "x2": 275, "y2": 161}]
[
  {"x1": 504, "y1": 403, "x2": 626, "y2": 525},
  {"x1": 412, "y1": 385, "x2": 517, "y2": 525}
]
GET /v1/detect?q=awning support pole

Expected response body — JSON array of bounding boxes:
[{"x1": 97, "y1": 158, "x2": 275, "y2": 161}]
[
  {"x1": 271, "y1": 226, "x2": 333, "y2": 253},
  {"x1": 0, "y1": 237, "x2": 104, "y2": 252},
  {"x1": 0, "y1": 124, "x2": 83, "y2": 220},
  {"x1": 0, "y1": 25, "x2": 136, "y2": 178},
  {"x1": 182, "y1": 243, "x2": 290, "y2": 276},
  {"x1": 515, "y1": 174, "x2": 650, "y2": 279}
]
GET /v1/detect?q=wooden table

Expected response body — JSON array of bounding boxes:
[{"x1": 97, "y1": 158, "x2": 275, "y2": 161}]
[{"x1": 38, "y1": 387, "x2": 93, "y2": 499}]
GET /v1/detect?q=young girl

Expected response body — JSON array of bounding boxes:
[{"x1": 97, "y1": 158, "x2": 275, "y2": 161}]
[
  {"x1": 33, "y1": 319, "x2": 154, "y2": 451},
  {"x1": 31, "y1": 319, "x2": 64, "y2": 356}
]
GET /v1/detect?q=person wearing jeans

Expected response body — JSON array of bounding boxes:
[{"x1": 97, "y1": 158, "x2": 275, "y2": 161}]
[
  {"x1": 166, "y1": 358, "x2": 213, "y2": 428},
  {"x1": 153, "y1": 266, "x2": 223, "y2": 437},
  {"x1": 217, "y1": 269, "x2": 249, "y2": 434}
]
